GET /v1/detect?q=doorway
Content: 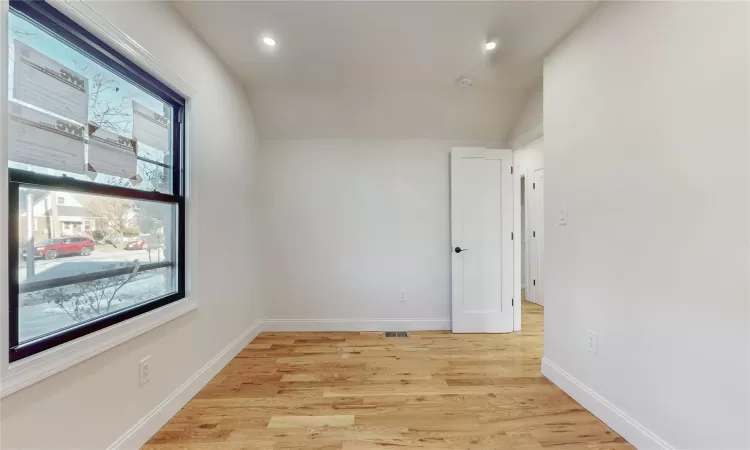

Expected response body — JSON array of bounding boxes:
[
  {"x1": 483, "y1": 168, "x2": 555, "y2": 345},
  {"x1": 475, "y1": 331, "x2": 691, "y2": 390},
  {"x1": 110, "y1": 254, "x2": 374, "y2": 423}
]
[
  {"x1": 450, "y1": 147, "x2": 514, "y2": 333},
  {"x1": 527, "y1": 168, "x2": 544, "y2": 306},
  {"x1": 520, "y1": 174, "x2": 527, "y2": 301}
]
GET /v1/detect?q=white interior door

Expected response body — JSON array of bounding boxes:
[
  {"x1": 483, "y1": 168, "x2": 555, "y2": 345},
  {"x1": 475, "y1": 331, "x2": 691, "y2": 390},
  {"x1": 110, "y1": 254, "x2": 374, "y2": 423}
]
[
  {"x1": 451, "y1": 148, "x2": 514, "y2": 333},
  {"x1": 531, "y1": 168, "x2": 545, "y2": 306}
]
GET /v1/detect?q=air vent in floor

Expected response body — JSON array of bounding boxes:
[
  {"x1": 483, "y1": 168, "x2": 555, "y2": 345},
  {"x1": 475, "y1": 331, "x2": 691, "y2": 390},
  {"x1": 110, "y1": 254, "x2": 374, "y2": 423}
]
[{"x1": 385, "y1": 332, "x2": 408, "y2": 338}]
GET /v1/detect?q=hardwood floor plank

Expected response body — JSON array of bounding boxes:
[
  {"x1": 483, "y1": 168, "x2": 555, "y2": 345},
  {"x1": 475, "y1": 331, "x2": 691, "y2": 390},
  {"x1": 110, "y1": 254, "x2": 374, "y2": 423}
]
[
  {"x1": 143, "y1": 302, "x2": 633, "y2": 450},
  {"x1": 267, "y1": 415, "x2": 355, "y2": 429}
]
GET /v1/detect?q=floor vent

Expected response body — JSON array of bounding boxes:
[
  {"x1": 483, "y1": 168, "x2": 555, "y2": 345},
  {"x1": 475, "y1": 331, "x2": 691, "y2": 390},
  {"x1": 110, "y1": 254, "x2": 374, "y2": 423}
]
[{"x1": 385, "y1": 332, "x2": 408, "y2": 338}]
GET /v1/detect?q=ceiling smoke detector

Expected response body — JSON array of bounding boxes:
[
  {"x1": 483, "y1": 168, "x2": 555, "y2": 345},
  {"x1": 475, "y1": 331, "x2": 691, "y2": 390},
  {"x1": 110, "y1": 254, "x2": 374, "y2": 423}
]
[{"x1": 457, "y1": 76, "x2": 473, "y2": 87}]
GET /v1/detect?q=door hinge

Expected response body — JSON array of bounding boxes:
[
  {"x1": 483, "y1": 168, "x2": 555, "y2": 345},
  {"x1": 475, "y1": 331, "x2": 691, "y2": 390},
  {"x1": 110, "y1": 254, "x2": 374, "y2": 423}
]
[
  {"x1": 511, "y1": 232, "x2": 514, "y2": 240},
  {"x1": 510, "y1": 166, "x2": 514, "y2": 174},
  {"x1": 533, "y1": 279, "x2": 536, "y2": 286},
  {"x1": 533, "y1": 183, "x2": 536, "y2": 189},
  {"x1": 512, "y1": 298, "x2": 514, "y2": 306},
  {"x1": 533, "y1": 231, "x2": 536, "y2": 238}
]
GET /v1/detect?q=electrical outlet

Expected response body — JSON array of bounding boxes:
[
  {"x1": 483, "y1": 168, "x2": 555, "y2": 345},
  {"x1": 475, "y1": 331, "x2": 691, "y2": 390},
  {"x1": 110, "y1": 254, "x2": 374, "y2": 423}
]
[
  {"x1": 400, "y1": 289, "x2": 407, "y2": 303},
  {"x1": 139, "y1": 356, "x2": 152, "y2": 385},
  {"x1": 586, "y1": 330, "x2": 598, "y2": 354}
]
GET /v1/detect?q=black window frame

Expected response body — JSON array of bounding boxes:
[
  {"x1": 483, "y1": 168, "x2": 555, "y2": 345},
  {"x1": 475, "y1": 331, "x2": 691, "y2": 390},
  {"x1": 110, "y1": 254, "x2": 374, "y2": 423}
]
[{"x1": 7, "y1": 0, "x2": 186, "y2": 362}]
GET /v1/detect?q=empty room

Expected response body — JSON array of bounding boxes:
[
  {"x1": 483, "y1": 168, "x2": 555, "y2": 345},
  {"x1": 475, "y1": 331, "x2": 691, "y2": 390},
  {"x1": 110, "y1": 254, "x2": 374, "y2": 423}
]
[{"x1": 0, "y1": 1, "x2": 748, "y2": 449}]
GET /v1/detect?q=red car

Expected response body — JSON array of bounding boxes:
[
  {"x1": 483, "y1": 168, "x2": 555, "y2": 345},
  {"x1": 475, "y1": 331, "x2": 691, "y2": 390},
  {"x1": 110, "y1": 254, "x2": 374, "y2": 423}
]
[
  {"x1": 125, "y1": 236, "x2": 149, "y2": 250},
  {"x1": 22, "y1": 237, "x2": 95, "y2": 260}
]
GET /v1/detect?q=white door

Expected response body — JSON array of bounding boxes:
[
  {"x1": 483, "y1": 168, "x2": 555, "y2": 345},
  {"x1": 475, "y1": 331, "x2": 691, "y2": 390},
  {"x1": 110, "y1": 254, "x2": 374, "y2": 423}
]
[
  {"x1": 451, "y1": 148, "x2": 514, "y2": 333},
  {"x1": 531, "y1": 168, "x2": 545, "y2": 306}
]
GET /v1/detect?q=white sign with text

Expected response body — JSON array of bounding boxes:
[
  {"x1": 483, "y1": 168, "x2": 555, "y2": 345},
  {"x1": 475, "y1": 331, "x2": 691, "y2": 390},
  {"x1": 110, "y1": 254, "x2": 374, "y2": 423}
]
[
  {"x1": 132, "y1": 101, "x2": 169, "y2": 152},
  {"x1": 88, "y1": 125, "x2": 138, "y2": 178},
  {"x1": 9, "y1": 102, "x2": 85, "y2": 174},
  {"x1": 13, "y1": 40, "x2": 89, "y2": 124}
]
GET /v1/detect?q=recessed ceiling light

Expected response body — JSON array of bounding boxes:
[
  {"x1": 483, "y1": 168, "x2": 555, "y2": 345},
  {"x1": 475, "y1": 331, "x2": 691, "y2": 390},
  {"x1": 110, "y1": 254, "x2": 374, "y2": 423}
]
[
  {"x1": 485, "y1": 41, "x2": 497, "y2": 51},
  {"x1": 262, "y1": 36, "x2": 276, "y2": 47}
]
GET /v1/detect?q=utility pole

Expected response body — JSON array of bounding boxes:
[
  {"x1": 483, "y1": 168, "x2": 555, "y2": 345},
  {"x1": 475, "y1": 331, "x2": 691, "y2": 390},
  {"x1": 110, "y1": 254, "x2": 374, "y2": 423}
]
[
  {"x1": 25, "y1": 192, "x2": 35, "y2": 278},
  {"x1": 50, "y1": 191, "x2": 59, "y2": 238}
]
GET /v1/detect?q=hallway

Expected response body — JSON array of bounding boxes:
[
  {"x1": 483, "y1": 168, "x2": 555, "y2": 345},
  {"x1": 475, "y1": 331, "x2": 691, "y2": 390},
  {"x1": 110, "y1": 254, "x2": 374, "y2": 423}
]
[{"x1": 144, "y1": 303, "x2": 632, "y2": 449}]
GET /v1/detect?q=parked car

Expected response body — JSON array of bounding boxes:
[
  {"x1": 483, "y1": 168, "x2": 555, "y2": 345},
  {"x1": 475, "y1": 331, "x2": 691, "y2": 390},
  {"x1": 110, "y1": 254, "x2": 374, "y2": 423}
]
[
  {"x1": 125, "y1": 236, "x2": 149, "y2": 250},
  {"x1": 22, "y1": 237, "x2": 95, "y2": 260}
]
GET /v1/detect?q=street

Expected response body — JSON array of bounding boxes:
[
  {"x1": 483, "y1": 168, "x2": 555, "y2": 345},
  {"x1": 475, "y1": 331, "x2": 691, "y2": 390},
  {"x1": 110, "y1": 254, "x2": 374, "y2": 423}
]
[{"x1": 18, "y1": 248, "x2": 160, "y2": 283}]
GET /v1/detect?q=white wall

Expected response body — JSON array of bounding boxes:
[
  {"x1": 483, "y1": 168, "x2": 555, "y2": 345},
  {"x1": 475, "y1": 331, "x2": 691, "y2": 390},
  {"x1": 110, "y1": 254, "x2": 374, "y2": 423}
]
[
  {"x1": 249, "y1": 86, "x2": 525, "y2": 142},
  {"x1": 259, "y1": 139, "x2": 499, "y2": 327},
  {"x1": 509, "y1": 81, "x2": 542, "y2": 149},
  {"x1": 0, "y1": 2, "x2": 261, "y2": 449},
  {"x1": 543, "y1": 2, "x2": 748, "y2": 449},
  {"x1": 514, "y1": 136, "x2": 544, "y2": 177}
]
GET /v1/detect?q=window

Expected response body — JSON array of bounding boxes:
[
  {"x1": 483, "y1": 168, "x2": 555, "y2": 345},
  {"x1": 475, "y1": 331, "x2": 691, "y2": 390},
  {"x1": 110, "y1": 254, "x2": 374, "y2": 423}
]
[{"x1": 7, "y1": 1, "x2": 185, "y2": 362}]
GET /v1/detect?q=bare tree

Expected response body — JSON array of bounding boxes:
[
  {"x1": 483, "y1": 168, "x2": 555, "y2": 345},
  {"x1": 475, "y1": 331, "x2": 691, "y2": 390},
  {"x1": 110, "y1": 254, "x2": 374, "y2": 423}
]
[
  {"x1": 75, "y1": 61, "x2": 133, "y2": 135},
  {"x1": 25, "y1": 262, "x2": 145, "y2": 322},
  {"x1": 75, "y1": 64, "x2": 168, "y2": 192},
  {"x1": 86, "y1": 197, "x2": 135, "y2": 248}
]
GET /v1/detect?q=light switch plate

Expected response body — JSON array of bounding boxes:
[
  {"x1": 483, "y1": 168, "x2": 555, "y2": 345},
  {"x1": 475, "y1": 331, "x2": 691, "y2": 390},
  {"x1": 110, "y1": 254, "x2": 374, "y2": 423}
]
[{"x1": 558, "y1": 206, "x2": 567, "y2": 225}]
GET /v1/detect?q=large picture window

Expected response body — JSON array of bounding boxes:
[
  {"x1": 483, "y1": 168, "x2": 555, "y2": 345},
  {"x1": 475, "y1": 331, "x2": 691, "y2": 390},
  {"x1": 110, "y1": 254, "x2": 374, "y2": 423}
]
[{"x1": 7, "y1": 0, "x2": 186, "y2": 362}]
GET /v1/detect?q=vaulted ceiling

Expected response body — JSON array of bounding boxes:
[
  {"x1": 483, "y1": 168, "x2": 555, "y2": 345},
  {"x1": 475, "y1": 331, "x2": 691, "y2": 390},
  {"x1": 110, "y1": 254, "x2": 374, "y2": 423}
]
[{"x1": 173, "y1": 1, "x2": 597, "y2": 141}]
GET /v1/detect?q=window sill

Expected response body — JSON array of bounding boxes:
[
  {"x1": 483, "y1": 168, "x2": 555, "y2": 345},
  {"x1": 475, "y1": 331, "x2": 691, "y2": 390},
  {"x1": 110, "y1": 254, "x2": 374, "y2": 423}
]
[{"x1": 1, "y1": 297, "x2": 196, "y2": 398}]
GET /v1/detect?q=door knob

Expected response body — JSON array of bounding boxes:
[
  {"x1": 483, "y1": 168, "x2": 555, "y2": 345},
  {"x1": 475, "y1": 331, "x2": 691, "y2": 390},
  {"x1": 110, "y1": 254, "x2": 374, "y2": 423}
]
[{"x1": 454, "y1": 247, "x2": 468, "y2": 253}]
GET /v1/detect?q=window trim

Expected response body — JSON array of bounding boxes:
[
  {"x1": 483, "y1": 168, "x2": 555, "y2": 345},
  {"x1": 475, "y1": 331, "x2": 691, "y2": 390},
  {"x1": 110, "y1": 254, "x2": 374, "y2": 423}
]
[{"x1": 1, "y1": 0, "x2": 197, "y2": 396}]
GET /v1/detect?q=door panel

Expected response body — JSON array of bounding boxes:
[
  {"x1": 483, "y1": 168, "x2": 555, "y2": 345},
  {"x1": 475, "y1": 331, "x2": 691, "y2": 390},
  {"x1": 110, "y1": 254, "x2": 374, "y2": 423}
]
[
  {"x1": 532, "y1": 169, "x2": 545, "y2": 306},
  {"x1": 525, "y1": 173, "x2": 535, "y2": 302},
  {"x1": 451, "y1": 148, "x2": 514, "y2": 333}
]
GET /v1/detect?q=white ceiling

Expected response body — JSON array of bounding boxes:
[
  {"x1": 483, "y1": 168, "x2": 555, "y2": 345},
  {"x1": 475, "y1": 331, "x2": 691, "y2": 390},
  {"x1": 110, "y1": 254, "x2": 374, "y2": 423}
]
[{"x1": 173, "y1": 1, "x2": 597, "y2": 140}]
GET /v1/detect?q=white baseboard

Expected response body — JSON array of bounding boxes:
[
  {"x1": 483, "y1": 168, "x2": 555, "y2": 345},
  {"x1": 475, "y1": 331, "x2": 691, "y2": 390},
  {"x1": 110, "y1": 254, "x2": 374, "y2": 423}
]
[
  {"x1": 541, "y1": 357, "x2": 673, "y2": 450},
  {"x1": 108, "y1": 322, "x2": 263, "y2": 450},
  {"x1": 262, "y1": 318, "x2": 451, "y2": 332}
]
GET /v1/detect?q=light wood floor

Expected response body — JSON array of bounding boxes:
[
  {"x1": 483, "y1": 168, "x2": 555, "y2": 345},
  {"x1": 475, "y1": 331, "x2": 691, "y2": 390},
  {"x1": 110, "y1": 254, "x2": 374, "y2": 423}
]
[{"x1": 144, "y1": 302, "x2": 633, "y2": 449}]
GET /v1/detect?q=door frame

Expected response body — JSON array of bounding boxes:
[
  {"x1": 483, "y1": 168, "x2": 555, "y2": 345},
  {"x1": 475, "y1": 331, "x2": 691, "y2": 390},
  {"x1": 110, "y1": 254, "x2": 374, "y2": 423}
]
[
  {"x1": 449, "y1": 147, "x2": 520, "y2": 332},
  {"x1": 512, "y1": 162, "x2": 522, "y2": 331},
  {"x1": 511, "y1": 136, "x2": 544, "y2": 328},
  {"x1": 514, "y1": 159, "x2": 544, "y2": 310},
  {"x1": 530, "y1": 168, "x2": 545, "y2": 306}
]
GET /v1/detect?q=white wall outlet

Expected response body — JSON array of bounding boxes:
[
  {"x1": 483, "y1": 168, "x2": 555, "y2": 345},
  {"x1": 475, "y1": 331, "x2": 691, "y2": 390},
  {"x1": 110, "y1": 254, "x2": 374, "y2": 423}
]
[
  {"x1": 400, "y1": 289, "x2": 407, "y2": 303},
  {"x1": 586, "y1": 330, "x2": 598, "y2": 354},
  {"x1": 139, "y1": 356, "x2": 152, "y2": 385}
]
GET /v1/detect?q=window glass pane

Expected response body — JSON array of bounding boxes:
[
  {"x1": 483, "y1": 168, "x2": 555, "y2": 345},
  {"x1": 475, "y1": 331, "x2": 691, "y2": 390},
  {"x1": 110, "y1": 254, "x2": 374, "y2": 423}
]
[
  {"x1": 8, "y1": 10, "x2": 173, "y2": 193},
  {"x1": 19, "y1": 267, "x2": 173, "y2": 343},
  {"x1": 17, "y1": 187, "x2": 177, "y2": 343}
]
